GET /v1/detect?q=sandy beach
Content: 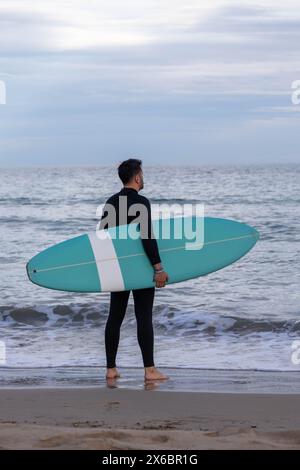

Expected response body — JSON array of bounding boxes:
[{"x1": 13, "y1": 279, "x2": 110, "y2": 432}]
[{"x1": 1, "y1": 385, "x2": 300, "y2": 449}]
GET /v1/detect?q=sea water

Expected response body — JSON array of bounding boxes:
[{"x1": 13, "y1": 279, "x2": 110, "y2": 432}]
[{"x1": 0, "y1": 165, "x2": 299, "y2": 381}]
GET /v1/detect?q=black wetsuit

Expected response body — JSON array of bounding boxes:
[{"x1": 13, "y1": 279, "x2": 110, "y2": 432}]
[{"x1": 100, "y1": 187, "x2": 161, "y2": 368}]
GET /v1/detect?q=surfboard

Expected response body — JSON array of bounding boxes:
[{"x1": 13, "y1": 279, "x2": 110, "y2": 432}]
[{"x1": 26, "y1": 216, "x2": 259, "y2": 292}]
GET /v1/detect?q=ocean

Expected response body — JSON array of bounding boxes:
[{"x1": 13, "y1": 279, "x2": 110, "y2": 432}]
[{"x1": 0, "y1": 164, "x2": 300, "y2": 383}]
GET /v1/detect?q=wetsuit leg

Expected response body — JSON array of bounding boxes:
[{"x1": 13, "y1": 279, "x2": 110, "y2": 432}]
[
  {"x1": 132, "y1": 287, "x2": 155, "y2": 367},
  {"x1": 105, "y1": 290, "x2": 130, "y2": 368}
]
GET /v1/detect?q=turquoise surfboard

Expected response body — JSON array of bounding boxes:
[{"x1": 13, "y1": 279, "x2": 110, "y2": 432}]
[{"x1": 26, "y1": 216, "x2": 259, "y2": 293}]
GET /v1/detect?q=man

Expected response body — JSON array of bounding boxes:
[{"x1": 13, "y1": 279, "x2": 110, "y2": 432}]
[{"x1": 100, "y1": 159, "x2": 169, "y2": 381}]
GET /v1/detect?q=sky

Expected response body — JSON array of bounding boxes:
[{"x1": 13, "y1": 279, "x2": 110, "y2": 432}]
[{"x1": 0, "y1": 0, "x2": 300, "y2": 166}]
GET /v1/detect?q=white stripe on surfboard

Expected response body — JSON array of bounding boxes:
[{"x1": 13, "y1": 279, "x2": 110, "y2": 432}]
[{"x1": 88, "y1": 231, "x2": 125, "y2": 292}]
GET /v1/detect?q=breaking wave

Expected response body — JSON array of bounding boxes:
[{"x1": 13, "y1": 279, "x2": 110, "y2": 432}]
[{"x1": 1, "y1": 303, "x2": 299, "y2": 336}]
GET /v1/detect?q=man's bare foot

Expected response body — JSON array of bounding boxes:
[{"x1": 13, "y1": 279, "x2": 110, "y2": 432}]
[
  {"x1": 144, "y1": 366, "x2": 169, "y2": 381},
  {"x1": 106, "y1": 367, "x2": 121, "y2": 379}
]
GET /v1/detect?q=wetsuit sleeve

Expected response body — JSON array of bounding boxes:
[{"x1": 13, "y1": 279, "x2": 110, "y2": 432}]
[{"x1": 140, "y1": 197, "x2": 161, "y2": 266}]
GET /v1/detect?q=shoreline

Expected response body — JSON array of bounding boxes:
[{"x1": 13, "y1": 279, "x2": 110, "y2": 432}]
[{"x1": 1, "y1": 367, "x2": 300, "y2": 394}]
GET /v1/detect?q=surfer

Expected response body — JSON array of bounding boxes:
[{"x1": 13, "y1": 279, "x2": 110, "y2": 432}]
[{"x1": 100, "y1": 159, "x2": 169, "y2": 381}]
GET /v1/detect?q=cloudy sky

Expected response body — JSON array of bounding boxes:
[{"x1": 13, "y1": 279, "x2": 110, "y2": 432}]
[{"x1": 0, "y1": 0, "x2": 299, "y2": 166}]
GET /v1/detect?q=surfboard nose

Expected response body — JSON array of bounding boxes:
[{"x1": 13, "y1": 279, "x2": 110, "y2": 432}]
[{"x1": 26, "y1": 258, "x2": 40, "y2": 286}]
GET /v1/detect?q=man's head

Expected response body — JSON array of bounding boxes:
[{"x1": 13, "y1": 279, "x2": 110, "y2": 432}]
[{"x1": 118, "y1": 158, "x2": 144, "y2": 191}]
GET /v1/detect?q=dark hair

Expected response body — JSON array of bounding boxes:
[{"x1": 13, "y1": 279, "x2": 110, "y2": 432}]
[{"x1": 118, "y1": 158, "x2": 142, "y2": 184}]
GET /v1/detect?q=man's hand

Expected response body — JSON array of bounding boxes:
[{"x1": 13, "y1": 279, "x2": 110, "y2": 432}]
[
  {"x1": 153, "y1": 263, "x2": 169, "y2": 288},
  {"x1": 154, "y1": 270, "x2": 169, "y2": 288}
]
